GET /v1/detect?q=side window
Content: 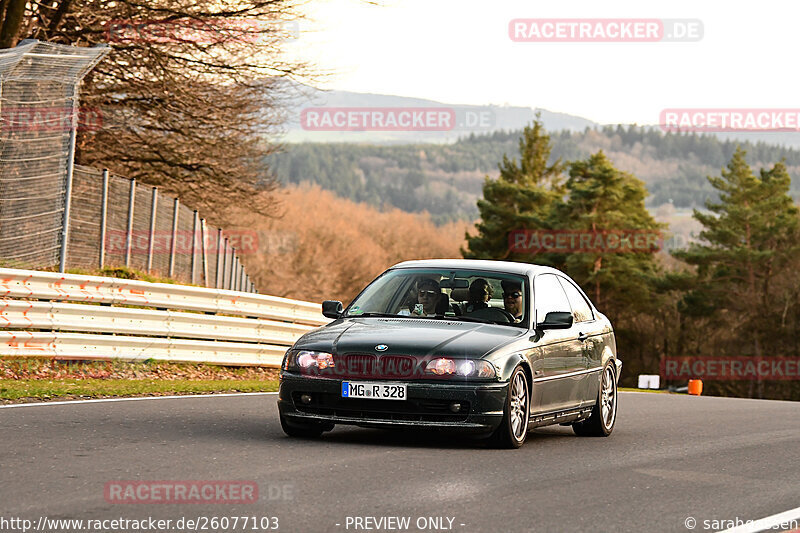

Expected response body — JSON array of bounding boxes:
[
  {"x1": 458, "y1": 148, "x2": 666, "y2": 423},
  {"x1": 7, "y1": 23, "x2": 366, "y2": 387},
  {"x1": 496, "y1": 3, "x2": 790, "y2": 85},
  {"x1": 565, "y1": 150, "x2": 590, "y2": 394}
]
[
  {"x1": 533, "y1": 274, "x2": 571, "y2": 324},
  {"x1": 557, "y1": 277, "x2": 594, "y2": 323}
]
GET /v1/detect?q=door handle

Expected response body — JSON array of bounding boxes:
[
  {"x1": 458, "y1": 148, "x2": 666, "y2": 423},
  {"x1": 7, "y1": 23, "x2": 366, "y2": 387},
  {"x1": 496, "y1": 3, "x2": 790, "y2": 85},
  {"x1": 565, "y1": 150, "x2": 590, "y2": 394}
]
[{"x1": 577, "y1": 332, "x2": 588, "y2": 342}]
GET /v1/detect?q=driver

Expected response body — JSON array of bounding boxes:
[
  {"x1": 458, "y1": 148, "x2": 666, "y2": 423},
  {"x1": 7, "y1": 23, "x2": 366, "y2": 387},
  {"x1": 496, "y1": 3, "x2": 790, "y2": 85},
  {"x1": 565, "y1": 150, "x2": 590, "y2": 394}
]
[
  {"x1": 501, "y1": 280, "x2": 524, "y2": 321},
  {"x1": 465, "y1": 278, "x2": 492, "y2": 313}
]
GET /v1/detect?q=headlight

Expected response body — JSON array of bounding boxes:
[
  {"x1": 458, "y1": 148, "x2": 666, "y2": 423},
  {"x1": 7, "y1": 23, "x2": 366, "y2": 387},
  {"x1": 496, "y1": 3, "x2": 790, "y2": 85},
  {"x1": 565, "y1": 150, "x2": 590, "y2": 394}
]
[
  {"x1": 425, "y1": 358, "x2": 496, "y2": 378},
  {"x1": 285, "y1": 350, "x2": 334, "y2": 373}
]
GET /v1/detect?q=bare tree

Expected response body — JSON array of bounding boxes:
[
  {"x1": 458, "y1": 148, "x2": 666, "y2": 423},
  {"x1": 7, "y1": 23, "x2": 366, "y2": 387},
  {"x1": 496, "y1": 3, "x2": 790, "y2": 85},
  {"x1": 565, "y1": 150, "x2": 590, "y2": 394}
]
[{"x1": 1, "y1": 1, "x2": 312, "y2": 223}]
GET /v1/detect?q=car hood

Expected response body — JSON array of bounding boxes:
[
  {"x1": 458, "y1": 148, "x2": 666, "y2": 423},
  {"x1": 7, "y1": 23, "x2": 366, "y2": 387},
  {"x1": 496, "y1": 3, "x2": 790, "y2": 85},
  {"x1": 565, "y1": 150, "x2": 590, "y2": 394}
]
[{"x1": 294, "y1": 317, "x2": 525, "y2": 358}]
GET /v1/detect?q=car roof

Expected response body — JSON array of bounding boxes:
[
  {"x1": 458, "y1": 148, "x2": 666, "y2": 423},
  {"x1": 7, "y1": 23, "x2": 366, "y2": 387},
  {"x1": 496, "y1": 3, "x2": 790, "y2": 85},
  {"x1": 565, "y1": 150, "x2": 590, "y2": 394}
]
[{"x1": 390, "y1": 259, "x2": 563, "y2": 278}]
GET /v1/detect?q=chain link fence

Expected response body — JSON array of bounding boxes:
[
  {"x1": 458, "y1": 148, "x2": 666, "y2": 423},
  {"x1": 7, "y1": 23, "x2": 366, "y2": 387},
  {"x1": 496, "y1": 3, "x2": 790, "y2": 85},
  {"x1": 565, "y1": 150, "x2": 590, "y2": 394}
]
[{"x1": 0, "y1": 40, "x2": 256, "y2": 292}]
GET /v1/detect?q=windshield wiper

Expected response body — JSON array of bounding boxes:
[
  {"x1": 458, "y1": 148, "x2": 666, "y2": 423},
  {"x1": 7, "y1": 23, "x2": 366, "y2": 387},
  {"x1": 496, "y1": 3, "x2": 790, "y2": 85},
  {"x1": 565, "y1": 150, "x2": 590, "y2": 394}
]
[
  {"x1": 348, "y1": 312, "x2": 402, "y2": 318},
  {"x1": 431, "y1": 315, "x2": 503, "y2": 325}
]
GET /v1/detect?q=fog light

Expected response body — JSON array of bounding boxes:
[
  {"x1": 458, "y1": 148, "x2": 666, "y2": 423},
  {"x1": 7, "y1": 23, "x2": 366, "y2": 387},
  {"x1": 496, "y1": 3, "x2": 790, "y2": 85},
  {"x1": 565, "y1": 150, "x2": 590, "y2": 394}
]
[
  {"x1": 300, "y1": 394, "x2": 312, "y2": 404},
  {"x1": 449, "y1": 402, "x2": 461, "y2": 413}
]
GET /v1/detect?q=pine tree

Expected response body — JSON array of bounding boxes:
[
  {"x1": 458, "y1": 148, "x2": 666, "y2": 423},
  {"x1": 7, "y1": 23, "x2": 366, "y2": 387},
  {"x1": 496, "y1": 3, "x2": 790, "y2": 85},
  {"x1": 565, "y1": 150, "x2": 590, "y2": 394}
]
[
  {"x1": 463, "y1": 118, "x2": 564, "y2": 261},
  {"x1": 674, "y1": 147, "x2": 800, "y2": 359},
  {"x1": 557, "y1": 151, "x2": 664, "y2": 309}
]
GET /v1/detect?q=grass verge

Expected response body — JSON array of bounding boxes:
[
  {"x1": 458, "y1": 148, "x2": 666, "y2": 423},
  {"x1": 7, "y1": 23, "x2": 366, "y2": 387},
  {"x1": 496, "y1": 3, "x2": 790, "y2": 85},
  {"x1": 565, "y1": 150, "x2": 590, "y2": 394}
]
[
  {"x1": 619, "y1": 387, "x2": 671, "y2": 393},
  {"x1": 0, "y1": 358, "x2": 280, "y2": 404},
  {"x1": 0, "y1": 378, "x2": 279, "y2": 403}
]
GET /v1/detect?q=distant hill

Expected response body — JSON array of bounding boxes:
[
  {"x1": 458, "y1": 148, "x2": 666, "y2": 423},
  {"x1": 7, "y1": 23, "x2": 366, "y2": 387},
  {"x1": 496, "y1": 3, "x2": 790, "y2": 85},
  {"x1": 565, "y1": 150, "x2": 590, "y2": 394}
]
[
  {"x1": 278, "y1": 87, "x2": 800, "y2": 149},
  {"x1": 280, "y1": 88, "x2": 596, "y2": 144},
  {"x1": 267, "y1": 125, "x2": 800, "y2": 226}
]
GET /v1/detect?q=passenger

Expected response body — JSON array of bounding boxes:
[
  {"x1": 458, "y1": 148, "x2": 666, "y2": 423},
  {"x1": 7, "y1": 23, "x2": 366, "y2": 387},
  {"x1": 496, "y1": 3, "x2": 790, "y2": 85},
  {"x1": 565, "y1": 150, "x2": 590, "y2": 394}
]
[
  {"x1": 501, "y1": 280, "x2": 524, "y2": 321},
  {"x1": 398, "y1": 278, "x2": 441, "y2": 317},
  {"x1": 465, "y1": 278, "x2": 492, "y2": 313}
]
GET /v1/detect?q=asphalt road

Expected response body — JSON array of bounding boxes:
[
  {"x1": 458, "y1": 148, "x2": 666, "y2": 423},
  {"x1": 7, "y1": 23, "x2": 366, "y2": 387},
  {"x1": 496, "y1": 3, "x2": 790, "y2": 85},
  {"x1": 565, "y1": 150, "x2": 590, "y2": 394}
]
[{"x1": 1, "y1": 392, "x2": 798, "y2": 533}]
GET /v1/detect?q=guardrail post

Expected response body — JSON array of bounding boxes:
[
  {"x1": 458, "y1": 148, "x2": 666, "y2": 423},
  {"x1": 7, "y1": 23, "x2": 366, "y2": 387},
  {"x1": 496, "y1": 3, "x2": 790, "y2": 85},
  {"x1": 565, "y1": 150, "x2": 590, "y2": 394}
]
[
  {"x1": 190, "y1": 210, "x2": 198, "y2": 284},
  {"x1": 215, "y1": 229, "x2": 223, "y2": 289},
  {"x1": 124, "y1": 178, "x2": 136, "y2": 268},
  {"x1": 58, "y1": 84, "x2": 79, "y2": 273},
  {"x1": 168, "y1": 198, "x2": 179, "y2": 278},
  {"x1": 200, "y1": 218, "x2": 209, "y2": 288},
  {"x1": 99, "y1": 169, "x2": 109, "y2": 269},
  {"x1": 147, "y1": 187, "x2": 158, "y2": 273}
]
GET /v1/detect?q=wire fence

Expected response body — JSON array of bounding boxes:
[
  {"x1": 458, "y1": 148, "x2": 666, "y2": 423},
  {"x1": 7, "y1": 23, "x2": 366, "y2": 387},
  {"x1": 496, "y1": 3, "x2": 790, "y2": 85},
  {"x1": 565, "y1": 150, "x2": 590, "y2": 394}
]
[
  {"x1": 0, "y1": 40, "x2": 256, "y2": 292},
  {"x1": 0, "y1": 40, "x2": 107, "y2": 267},
  {"x1": 66, "y1": 165, "x2": 256, "y2": 291}
]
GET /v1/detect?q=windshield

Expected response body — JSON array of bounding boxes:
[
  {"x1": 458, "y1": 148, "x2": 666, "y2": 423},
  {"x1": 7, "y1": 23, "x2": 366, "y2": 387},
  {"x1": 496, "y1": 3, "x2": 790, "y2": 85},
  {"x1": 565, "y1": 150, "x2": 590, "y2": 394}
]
[{"x1": 344, "y1": 268, "x2": 528, "y2": 327}]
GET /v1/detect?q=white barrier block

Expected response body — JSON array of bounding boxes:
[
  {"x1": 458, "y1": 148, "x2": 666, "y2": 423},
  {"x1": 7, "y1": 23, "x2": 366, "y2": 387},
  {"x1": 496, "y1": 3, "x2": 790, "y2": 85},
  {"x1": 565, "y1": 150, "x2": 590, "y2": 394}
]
[{"x1": 638, "y1": 374, "x2": 661, "y2": 389}]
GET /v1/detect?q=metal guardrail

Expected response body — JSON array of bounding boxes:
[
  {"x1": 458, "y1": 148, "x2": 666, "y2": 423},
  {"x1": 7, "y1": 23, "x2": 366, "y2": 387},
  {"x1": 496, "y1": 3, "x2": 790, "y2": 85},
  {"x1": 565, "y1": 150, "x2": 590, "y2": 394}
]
[{"x1": 0, "y1": 268, "x2": 329, "y2": 366}]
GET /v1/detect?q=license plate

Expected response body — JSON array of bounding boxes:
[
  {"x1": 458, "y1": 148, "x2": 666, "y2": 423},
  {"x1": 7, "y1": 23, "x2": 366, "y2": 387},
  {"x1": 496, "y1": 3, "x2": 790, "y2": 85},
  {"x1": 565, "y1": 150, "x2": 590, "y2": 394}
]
[{"x1": 341, "y1": 381, "x2": 407, "y2": 400}]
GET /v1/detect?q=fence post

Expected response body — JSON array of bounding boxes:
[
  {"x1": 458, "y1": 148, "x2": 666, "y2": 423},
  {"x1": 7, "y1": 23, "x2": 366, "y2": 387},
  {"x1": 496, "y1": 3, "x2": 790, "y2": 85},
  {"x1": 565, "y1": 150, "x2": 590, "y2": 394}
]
[
  {"x1": 221, "y1": 238, "x2": 229, "y2": 290},
  {"x1": 200, "y1": 218, "x2": 209, "y2": 288},
  {"x1": 58, "y1": 85, "x2": 80, "y2": 273},
  {"x1": 147, "y1": 187, "x2": 157, "y2": 273},
  {"x1": 215, "y1": 229, "x2": 223, "y2": 289},
  {"x1": 124, "y1": 178, "x2": 136, "y2": 268},
  {"x1": 168, "y1": 198, "x2": 179, "y2": 278},
  {"x1": 99, "y1": 169, "x2": 109, "y2": 269},
  {"x1": 231, "y1": 255, "x2": 239, "y2": 291},
  {"x1": 190, "y1": 210, "x2": 198, "y2": 284}
]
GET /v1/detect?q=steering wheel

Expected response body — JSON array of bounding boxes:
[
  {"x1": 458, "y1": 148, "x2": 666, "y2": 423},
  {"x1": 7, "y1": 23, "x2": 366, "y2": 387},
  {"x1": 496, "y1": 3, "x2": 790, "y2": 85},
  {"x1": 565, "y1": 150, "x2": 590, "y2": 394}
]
[{"x1": 464, "y1": 306, "x2": 517, "y2": 324}]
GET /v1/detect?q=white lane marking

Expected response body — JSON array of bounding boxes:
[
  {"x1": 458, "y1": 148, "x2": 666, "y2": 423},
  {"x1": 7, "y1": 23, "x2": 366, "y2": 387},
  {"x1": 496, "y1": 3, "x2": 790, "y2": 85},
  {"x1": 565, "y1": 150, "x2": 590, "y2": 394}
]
[
  {"x1": 719, "y1": 506, "x2": 800, "y2": 533},
  {"x1": 0, "y1": 391, "x2": 278, "y2": 409}
]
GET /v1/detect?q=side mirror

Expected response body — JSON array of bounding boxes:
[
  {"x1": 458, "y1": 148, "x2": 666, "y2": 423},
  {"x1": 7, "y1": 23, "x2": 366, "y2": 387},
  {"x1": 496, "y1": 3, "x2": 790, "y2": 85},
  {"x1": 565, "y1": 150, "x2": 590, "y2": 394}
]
[
  {"x1": 538, "y1": 311, "x2": 573, "y2": 330},
  {"x1": 322, "y1": 300, "x2": 344, "y2": 319}
]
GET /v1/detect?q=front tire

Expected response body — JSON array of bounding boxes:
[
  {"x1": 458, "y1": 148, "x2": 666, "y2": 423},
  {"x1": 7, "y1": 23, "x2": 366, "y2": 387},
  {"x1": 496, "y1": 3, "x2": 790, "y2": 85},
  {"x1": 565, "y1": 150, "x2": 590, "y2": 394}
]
[
  {"x1": 280, "y1": 414, "x2": 332, "y2": 438},
  {"x1": 573, "y1": 362, "x2": 617, "y2": 437},
  {"x1": 488, "y1": 366, "x2": 530, "y2": 448}
]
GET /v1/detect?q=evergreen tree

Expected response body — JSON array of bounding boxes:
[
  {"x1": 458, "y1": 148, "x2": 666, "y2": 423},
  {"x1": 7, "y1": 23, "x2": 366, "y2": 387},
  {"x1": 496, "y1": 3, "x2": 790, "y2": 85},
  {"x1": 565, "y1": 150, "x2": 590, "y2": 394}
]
[
  {"x1": 463, "y1": 118, "x2": 564, "y2": 261},
  {"x1": 556, "y1": 151, "x2": 664, "y2": 309},
  {"x1": 673, "y1": 148, "x2": 800, "y2": 359}
]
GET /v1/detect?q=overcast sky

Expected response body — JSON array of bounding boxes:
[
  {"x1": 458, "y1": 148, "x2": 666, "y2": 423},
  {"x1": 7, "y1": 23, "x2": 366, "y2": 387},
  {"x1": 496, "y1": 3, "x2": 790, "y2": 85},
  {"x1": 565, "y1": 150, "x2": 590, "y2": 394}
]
[{"x1": 287, "y1": 0, "x2": 799, "y2": 125}]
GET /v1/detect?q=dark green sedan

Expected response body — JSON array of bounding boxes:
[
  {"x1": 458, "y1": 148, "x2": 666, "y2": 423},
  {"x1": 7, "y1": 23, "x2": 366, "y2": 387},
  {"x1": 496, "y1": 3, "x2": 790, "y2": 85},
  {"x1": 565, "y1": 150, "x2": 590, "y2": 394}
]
[{"x1": 278, "y1": 259, "x2": 621, "y2": 448}]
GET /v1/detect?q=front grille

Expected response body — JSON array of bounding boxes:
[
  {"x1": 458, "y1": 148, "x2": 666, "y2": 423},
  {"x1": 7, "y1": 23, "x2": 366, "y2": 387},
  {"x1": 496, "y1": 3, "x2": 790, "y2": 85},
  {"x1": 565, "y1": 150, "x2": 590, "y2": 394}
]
[
  {"x1": 292, "y1": 391, "x2": 470, "y2": 422},
  {"x1": 332, "y1": 353, "x2": 422, "y2": 379}
]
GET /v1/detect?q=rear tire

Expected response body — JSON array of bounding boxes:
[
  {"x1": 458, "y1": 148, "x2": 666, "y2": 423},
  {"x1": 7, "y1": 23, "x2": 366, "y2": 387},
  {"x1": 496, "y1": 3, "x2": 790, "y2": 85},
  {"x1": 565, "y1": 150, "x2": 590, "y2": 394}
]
[
  {"x1": 573, "y1": 362, "x2": 617, "y2": 437},
  {"x1": 280, "y1": 414, "x2": 332, "y2": 438},
  {"x1": 488, "y1": 366, "x2": 530, "y2": 449}
]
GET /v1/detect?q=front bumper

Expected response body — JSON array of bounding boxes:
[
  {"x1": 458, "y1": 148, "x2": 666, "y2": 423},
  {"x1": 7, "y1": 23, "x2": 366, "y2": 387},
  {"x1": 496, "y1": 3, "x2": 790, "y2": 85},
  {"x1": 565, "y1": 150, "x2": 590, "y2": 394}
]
[{"x1": 278, "y1": 373, "x2": 508, "y2": 432}]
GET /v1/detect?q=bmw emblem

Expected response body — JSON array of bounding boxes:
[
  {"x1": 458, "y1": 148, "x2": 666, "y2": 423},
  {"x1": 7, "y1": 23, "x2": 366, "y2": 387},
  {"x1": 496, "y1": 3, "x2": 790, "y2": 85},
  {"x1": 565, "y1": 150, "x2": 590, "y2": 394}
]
[{"x1": 375, "y1": 344, "x2": 388, "y2": 352}]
